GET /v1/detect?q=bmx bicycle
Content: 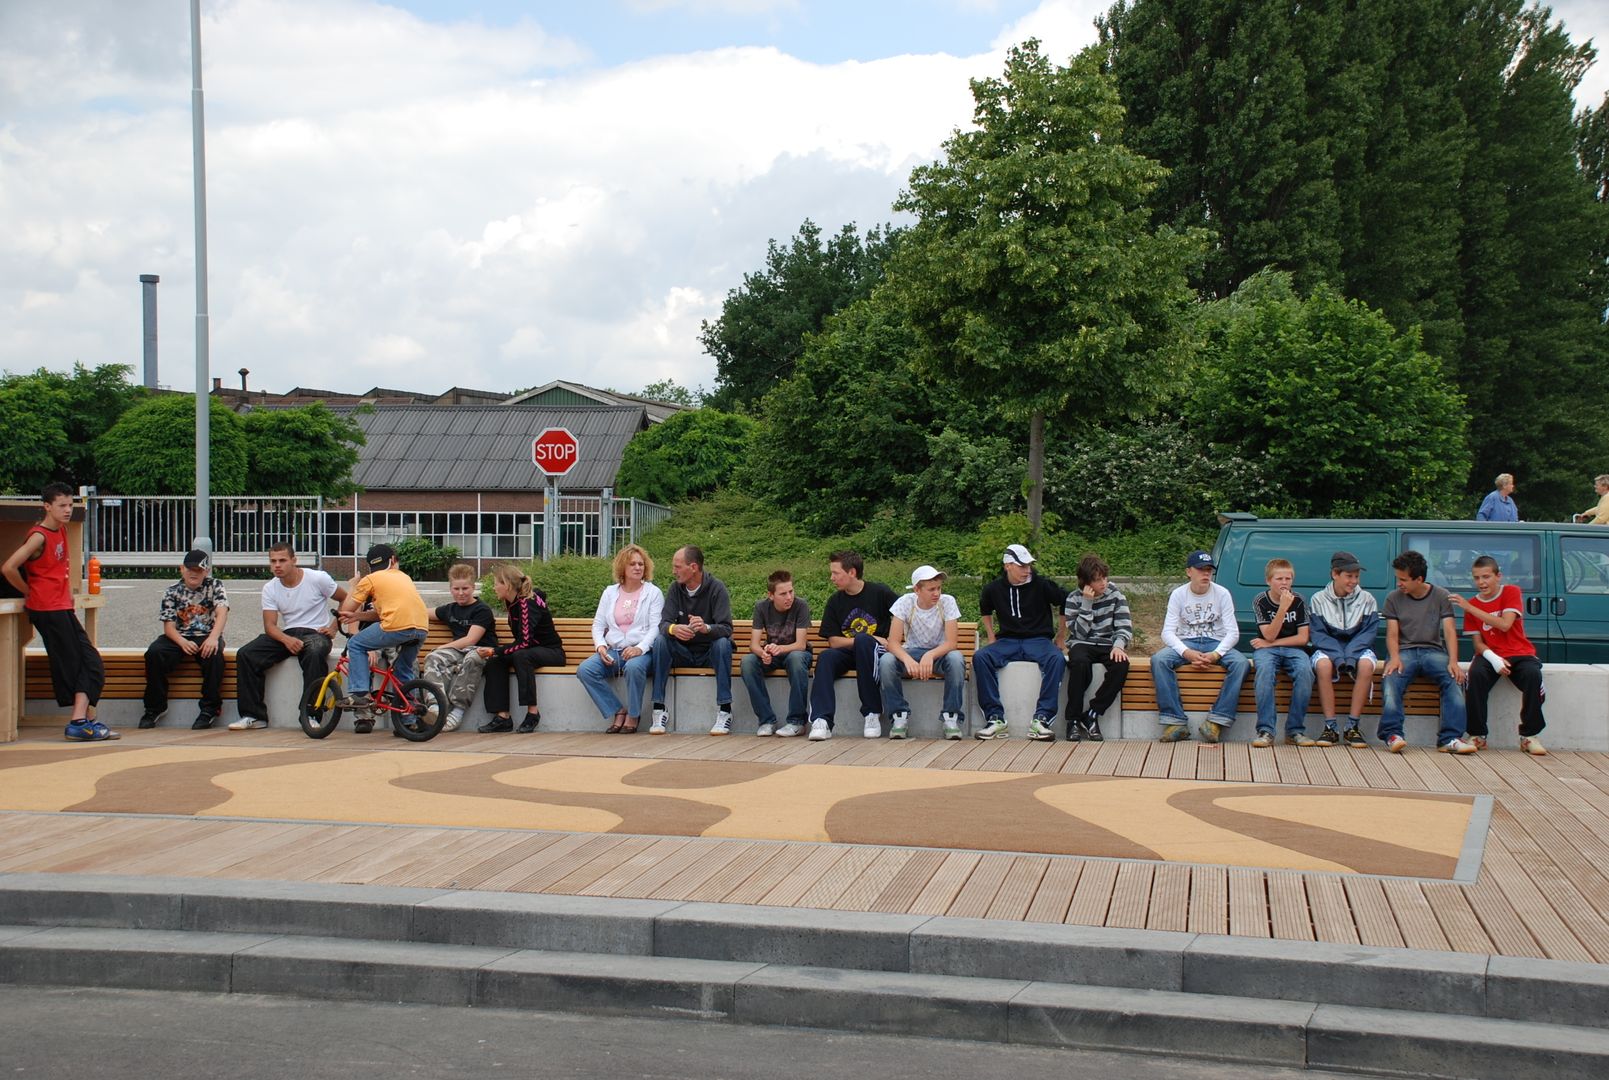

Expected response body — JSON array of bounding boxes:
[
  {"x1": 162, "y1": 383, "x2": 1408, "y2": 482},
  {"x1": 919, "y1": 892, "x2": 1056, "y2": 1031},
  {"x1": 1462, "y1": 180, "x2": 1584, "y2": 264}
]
[{"x1": 299, "y1": 617, "x2": 446, "y2": 742}]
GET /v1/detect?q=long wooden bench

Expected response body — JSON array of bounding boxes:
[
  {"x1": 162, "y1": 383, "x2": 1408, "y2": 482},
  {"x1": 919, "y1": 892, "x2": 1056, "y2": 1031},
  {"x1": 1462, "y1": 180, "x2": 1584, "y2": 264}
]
[{"x1": 1119, "y1": 664, "x2": 1446, "y2": 717}]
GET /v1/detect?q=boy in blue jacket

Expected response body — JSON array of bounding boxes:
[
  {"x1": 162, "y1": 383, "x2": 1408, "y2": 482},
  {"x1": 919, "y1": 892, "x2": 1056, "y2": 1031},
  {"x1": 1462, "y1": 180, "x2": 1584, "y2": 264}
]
[{"x1": 1307, "y1": 551, "x2": 1380, "y2": 748}]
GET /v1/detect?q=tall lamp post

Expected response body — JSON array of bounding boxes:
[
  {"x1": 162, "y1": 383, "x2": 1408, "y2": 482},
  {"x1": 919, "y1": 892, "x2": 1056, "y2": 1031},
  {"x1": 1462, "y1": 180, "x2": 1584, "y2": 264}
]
[{"x1": 190, "y1": 0, "x2": 213, "y2": 555}]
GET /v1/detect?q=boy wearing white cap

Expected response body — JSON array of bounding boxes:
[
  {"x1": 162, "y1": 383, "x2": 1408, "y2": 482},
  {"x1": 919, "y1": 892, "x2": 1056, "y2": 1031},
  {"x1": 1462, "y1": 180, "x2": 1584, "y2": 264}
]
[
  {"x1": 878, "y1": 565, "x2": 966, "y2": 739},
  {"x1": 1150, "y1": 549, "x2": 1248, "y2": 743},
  {"x1": 974, "y1": 544, "x2": 1068, "y2": 740}
]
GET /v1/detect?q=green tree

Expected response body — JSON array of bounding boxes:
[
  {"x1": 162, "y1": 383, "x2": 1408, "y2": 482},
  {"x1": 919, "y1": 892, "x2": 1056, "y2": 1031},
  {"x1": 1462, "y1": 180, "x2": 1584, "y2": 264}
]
[
  {"x1": 0, "y1": 363, "x2": 145, "y2": 492},
  {"x1": 701, "y1": 219, "x2": 898, "y2": 411},
  {"x1": 1184, "y1": 273, "x2": 1470, "y2": 518},
  {"x1": 636, "y1": 379, "x2": 703, "y2": 407},
  {"x1": 885, "y1": 41, "x2": 1206, "y2": 536},
  {"x1": 94, "y1": 394, "x2": 249, "y2": 496},
  {"x1": 614, "y1": 408, "x2": 758, "y2": 505},
  {"x1": 242, "y1": 403, "x2": 366, "y2": 499}
]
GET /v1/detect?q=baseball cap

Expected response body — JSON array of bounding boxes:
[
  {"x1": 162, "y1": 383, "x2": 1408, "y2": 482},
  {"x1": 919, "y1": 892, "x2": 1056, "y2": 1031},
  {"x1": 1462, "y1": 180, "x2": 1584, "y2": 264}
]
[
  {"x1": 1186, "y1": 550, "x2": 1216, "y2": 570},
  {"x1": 1331, "y1": 551, "x2": 1365, "y2": 572},
  {"x1": 909, "y1": 565, "x2": 947, "y2": 588},
  {"x1": 182, "y1": 549, "x2": 210, "y2": 571},
  {"x1": 364, "y1": 543, "x2": 397, "y2": 571},
  {"x1": 1003, "y1": 544, "x2": 1035, "y2": 566}
]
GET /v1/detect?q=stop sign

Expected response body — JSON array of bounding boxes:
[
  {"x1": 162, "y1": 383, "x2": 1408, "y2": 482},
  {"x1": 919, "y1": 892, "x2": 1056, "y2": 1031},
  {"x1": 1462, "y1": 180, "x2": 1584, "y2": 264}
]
[{"x1": 531, "y1": 427, "x2": 580, "y2": 477}]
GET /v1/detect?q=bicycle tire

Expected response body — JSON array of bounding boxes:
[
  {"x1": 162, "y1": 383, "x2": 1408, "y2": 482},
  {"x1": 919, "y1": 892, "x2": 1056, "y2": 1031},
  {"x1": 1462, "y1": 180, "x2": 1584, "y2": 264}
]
[
  {"x1": 300, "y1": 670, "x2": 343, "y2": 739},
  {"x1": 390, "y1": 679, "x2": 447, "y2": 742}
]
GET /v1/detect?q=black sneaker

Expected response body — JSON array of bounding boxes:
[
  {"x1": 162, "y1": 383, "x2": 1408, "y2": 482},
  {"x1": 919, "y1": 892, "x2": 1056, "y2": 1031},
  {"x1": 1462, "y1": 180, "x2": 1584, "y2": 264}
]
[
  {"x1": 1064, "y1": 717, "x2": 1082, "y2": 742},
  {"x1": 516, "y1": 712, "x2": 541, "y2": 734},
  {"x1": 478, "y1": 716, "x2": 513, "y2": 733},
  {"x1": 138, "y1": 711, "x2": 159, "y2": 730},
  {"x1": 352, "y1": 718, "x2": 374, "y2": 734},
  {"x1": 1081, "y1": 712, "x2": 1104, "y2": 742},
  {"x1": 1315, "y1": 726, "x2": 1341, "y2": 747},
  {"x1": 192, "y1": 712, "x2": 216, "y2": 730},
  {"x1": 1343, "y1": 725, "x2": 1368, "y2": 749}
]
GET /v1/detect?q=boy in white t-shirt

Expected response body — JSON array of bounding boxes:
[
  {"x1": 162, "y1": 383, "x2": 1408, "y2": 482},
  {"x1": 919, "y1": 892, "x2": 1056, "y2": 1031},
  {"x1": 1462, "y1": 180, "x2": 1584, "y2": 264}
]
[
  {"x1": 231, "y1": 542, "x2": 346, "y2": 730},
  {"x1": 1149, "y1": 550, "x2": 1249, "y2": 743},
  {"x1": 877, "y1": 565, "x2": 966, "y2": 740}
]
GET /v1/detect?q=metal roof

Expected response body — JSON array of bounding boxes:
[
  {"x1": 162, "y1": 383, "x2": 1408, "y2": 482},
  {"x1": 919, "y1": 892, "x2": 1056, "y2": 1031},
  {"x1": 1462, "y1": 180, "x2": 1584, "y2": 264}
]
[
  {"x1": 341, "y1": 404, "x2": 647, "y2": 491},
  {"x1": 504, "y1": 380, "x2": 690, "y2": 423}
]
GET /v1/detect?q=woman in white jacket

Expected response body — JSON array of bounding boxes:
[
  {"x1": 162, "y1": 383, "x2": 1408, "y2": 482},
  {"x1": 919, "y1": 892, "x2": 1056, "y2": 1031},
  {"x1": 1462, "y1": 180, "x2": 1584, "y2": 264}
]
[{"x1": 576, "y1": 544, "x2": 663, "y2": 733}]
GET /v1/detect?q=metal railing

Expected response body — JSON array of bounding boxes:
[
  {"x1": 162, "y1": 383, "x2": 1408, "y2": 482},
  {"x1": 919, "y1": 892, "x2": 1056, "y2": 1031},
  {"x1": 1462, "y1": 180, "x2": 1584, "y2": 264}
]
[{"x1": 84, "y1": 495, "x2": 323, "y2": 567}]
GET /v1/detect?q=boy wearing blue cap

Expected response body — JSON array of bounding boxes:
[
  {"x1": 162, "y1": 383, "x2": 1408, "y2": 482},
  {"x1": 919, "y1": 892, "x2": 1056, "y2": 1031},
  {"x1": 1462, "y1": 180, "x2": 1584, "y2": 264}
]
[{"x1": 1150, "y1": 550, "x2": 1248, "y2": 743}]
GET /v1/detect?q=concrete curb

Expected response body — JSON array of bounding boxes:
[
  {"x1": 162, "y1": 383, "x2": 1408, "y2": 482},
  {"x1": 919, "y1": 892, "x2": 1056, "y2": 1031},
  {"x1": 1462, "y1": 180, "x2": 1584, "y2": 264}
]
[{"x1": 3, "y1": 873, "x2": 1609, "y2": 1074}]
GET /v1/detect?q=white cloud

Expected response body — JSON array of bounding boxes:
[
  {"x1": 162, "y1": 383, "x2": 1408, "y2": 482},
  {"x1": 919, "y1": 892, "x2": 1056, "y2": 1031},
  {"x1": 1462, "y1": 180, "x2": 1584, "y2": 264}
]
[{"x1": 624, "y1": 0, "x2": 799, "y2": 15}]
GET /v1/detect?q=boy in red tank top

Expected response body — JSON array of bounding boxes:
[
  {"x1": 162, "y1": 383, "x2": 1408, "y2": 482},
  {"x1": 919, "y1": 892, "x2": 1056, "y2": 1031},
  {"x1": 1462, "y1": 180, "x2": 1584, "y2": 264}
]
[
  {"x1": 1450, "y1": 554, "x2": 1546, "y2": 755},
  {"x1": 2, "y1": 483, "x2": 113, "y2": 741}
]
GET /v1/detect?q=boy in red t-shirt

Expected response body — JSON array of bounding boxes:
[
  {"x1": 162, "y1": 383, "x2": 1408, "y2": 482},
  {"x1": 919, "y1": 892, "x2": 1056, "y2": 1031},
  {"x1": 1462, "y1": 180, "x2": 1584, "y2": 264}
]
[
  {"x1": 1450, "y1": 555, "x2": 1546, "y2": 755},
  {"x1": 1, "y1": 482, "x2": 112, "y2": 741}
]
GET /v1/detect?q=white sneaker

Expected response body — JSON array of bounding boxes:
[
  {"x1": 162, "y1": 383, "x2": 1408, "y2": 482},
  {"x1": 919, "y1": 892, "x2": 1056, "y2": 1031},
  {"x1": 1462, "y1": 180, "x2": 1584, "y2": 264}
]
[
  {"x1": 1028, "y1": 717, "x2": 1055, "y2": 741},
  {"x1": 775, "y1": 722, "x2": 805, "y2": 738},
  {"x1": 976, "y1": 716, "x2": 1009, "y2": 740},
  {"x1": 1438, "y1": 737, "x2": 1478, "y2": 755},
  {"x1": 756, "y1": 722, "x2": 776, "y2": 737},
  {"x1": 889, "y1": 711, "x2": 909, "y2": 740},
  {"x1": 444, "y1": 708, "x2": 464, "y2": 732},
  {"x1": 649, "y1": 709, "x2": 669, "y2": 735},
  {"x1": 710, "y1": 710, "x2": 732, "y2": 736},
  {"x1": 808, "y1": 718, "x2": 831, "y2": 741},
  {"x1": 942, "y1": 712, "x2": 963, "y2": 740},
  {"x1": 227, "y1": 716, "x2": 266, "y2": 731},
  {"x1": 863, "y1": 713, "x2": 882, "y2": 739}
]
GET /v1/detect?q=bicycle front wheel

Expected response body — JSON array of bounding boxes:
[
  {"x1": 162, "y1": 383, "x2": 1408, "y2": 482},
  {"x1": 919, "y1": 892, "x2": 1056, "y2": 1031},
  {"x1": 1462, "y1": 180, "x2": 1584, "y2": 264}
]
[
  {"x1": 391, "y1": 679, "x2": 447, "y2": 742},
  {"x1": 301, "y1": 669, "x2": 344, "y2": 739}
]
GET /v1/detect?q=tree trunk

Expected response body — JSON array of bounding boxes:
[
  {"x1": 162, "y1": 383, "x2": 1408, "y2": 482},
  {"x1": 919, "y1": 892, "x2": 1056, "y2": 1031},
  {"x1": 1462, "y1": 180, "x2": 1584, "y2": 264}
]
[{"x1": 1027, "y1": 408, "x2": 1045, "y2": 541}]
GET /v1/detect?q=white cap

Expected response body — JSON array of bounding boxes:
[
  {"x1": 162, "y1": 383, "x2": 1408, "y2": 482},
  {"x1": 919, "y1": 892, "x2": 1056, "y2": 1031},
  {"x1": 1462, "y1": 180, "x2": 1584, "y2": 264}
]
[
  {"x1": 909, "y1": 565, "x2": 946, "y2": 588},
  {"x1": 1003, "y1": 544, "x2": 1035, "y2": 566}
]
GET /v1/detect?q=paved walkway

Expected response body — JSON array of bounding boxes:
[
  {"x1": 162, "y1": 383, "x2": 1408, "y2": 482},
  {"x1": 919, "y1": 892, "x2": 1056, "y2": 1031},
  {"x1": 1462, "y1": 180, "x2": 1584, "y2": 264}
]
[{"x1": 1, "y1": 728, "x2": 1606, "y2": 964}]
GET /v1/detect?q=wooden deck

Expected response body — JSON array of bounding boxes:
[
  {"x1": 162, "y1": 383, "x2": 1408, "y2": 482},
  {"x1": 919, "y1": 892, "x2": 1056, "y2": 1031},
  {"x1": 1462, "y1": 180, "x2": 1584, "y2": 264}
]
[{"x1": 3, "y1": 728, "x2": 1607, "y2": 964}]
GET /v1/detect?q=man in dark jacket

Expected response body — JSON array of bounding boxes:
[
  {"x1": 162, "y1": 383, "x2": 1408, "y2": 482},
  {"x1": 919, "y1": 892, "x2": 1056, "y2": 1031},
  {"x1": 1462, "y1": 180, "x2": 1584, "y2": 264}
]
[
  {"x1": 975, "y1": 545, "x2": 1068, "y2": 741},
  {"x1": 649, "y1": 545, "x2": 734, "y2": 734}
]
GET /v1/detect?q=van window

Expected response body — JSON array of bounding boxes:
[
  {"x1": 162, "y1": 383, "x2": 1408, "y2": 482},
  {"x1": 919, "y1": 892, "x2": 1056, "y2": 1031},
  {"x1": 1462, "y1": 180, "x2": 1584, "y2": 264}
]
[
  {"x1": 1561, "y1": 536, "x2": 1609, "y2": 595},
  {"x1": 1236, "y1": 531, "x2": 1393, "y2": 591},
  {"x1": 1400, "y1": 531, "x2": 1540, "y2": 593}
]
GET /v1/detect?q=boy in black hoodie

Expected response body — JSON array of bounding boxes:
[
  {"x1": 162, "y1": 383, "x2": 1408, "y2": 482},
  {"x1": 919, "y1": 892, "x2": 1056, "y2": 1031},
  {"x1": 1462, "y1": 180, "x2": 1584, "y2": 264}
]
[{"x1": 975, "y1": 544, "x2": 1068, "y2": 740}]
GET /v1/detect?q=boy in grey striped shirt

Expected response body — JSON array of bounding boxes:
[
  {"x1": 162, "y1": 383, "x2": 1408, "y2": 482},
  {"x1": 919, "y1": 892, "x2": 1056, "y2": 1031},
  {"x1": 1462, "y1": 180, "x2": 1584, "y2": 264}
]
[{"x1": 1061, "y1": 554, "x2": 1132, "y2": 741}]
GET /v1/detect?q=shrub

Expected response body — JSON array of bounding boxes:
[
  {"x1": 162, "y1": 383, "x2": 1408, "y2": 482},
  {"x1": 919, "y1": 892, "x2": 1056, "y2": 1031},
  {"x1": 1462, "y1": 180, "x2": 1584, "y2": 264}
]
[
  {"x1": 393, "y1": 537, "x2": 459, "y2": 581},
  {"x1": 614, "y1": 409, "x2": 757, "y2": 505}
]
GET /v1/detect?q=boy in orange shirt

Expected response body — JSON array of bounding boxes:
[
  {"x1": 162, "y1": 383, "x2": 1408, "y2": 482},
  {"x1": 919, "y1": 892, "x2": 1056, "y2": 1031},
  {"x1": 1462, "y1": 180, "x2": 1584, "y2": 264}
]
[{"x1": 335, "y1": 544, "x2": 428, "y2": 732}]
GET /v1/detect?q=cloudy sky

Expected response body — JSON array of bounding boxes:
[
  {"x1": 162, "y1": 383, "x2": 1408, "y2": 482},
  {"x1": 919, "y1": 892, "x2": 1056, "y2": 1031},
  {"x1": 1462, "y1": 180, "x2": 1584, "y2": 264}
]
[{"x1": 3, "y1": 0, "x2": 1606, "y2": 400}]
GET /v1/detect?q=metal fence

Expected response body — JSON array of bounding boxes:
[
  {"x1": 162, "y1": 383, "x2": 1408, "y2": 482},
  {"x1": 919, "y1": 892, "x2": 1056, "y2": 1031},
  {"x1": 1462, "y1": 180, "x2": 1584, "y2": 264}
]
[{"x1": 68, "y1": 494, "x2": 671, "y2": 569}]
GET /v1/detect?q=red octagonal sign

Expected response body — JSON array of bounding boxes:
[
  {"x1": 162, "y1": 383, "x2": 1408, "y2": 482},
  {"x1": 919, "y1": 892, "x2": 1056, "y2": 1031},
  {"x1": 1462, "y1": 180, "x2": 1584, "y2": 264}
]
[{"x1": 531, "y1": 427, "x2": 579, "y2": 477}]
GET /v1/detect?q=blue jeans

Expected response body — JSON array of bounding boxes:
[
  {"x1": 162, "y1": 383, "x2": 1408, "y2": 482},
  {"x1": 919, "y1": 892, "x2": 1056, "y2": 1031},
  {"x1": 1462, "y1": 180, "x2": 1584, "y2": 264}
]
[
  {"x1": 345, "y1": 625, "x2": 427, "y2": 694},
  {"x1": 974, "y1": 636, "x2": 1065, "y2": 719},
  {"x1": 878, "y1": 647, "x2": 965, "y2": 715},
  {"x1": 1380, "y1": 648, "x2": 1466, "y2": 746},
  {"x1": 577, "y1": 647, "x2": 654, "y2": 719},
  {"x1": 810, "y1": 633, "x2": 882, "y2": 728},
  {"x1": 1150, "y1": 637, "x2": 1250, "y2": 727},
  {"x1": 650, "y1": 634, "x2": 733, "y2": 707},
  {"x1": 740, "y1": 650, "x2": 812, "y2": 725},
  {"x1": 1253, "y1": 646, "x2": 1314, "y2": 736}
]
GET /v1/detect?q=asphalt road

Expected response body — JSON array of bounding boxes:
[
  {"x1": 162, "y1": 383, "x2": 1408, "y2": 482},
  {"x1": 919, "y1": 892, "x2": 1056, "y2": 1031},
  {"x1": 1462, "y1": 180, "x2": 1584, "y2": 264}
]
[{"x1": 0, "y1": 986, "x2": 1391, "y2": 1080}]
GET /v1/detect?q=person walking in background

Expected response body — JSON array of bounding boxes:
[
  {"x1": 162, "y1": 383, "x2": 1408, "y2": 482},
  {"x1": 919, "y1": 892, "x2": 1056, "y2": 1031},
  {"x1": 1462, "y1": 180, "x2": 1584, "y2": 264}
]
[
  {"x1": 1574, "y1": 475, "x2": 1609, "y2": 524},
  {"x1": 1475, "y1": 474, "x2": 1518, "y2": 521}
]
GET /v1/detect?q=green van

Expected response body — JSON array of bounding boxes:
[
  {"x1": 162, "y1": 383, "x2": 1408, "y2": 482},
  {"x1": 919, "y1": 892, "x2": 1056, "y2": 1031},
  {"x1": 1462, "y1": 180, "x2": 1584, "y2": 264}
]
[{"x1": 1210, "y1": 514, "x2": 1609, "y2": 663}]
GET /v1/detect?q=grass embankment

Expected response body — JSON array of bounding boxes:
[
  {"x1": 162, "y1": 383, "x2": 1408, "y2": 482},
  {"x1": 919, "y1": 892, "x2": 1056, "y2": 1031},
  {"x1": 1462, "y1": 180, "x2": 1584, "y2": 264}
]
[{"x1": 515, "y1": 491, "x2": 1198, "y2": 655}]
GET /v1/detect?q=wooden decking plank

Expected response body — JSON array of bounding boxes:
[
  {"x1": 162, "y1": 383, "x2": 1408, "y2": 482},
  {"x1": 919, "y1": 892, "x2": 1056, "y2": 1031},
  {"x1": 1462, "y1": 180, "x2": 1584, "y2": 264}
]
[
  {"x1": 685, "y1": 843, "x2": 793, "y2": 902},
  {"x1": 1146, "y1": 863, "x2": 1191, "y2": 933},
  {"x1": 223, "y1": 825, "x2": 382, "y2": 881},
  {"x1": 830, "y1": 849, "x2": 916, "y2": 911},
  {"x1": 1480, "y1": 848, "x2": 1595, "y2": 963},
  {"x1": 1418, "y1": 881, "x2": 1497, "y2": 954},
  {"x1": 1141, "y1": 741, "x2": 1174, "y2": 778},
  {"x1": 0, "y1": 813, "x2": 116, "y2": 867},
  {"x1": 868, "y1": 848, "x2": 949, "y2": 913},
  {"x1": 1270, "y1": 746, "x2": 1309, "y2": 786},
  {"x1": 0, "y1": 815, "x2": 193, "y2": 873},
  {"x1": 1401, "y1": 749, "x2": 1465, "y2": 794},
  {"x1": 512, "y1": 834, "x2": 632, "y2": 893},
  {"x1": 1248, "y1": 746, "x2": 1281, "y2": 784},
  {"x1": 1031, "y1": 743, "x2": 1078, "y2": 774},
  {"x1": 1512, "y1": 851, "x2": 1609, "y2": 962},
  {"x1": 1373, "y1": 750, "x2": 1428, "y2": 790},
  {"x1": 1004, "y1": 742, "x2": 1057, "y2": 774},
  {"x1": 984, "y1": 856, "x2": 1050, "y2": 921},
  {"x1": 1227, "y1": 868, "x2": 1270, "y2": 938},
  {"x1": 759, "y1": 845, "x2": 853, "y2": 908},
  {"x1": 1380, "y1": 879, "x2": 1450, "y2": 952},
  {"x1": 1105, "y1": 861, "x2": 1154, "y2": 929},
  {"x1": 376, "y1": 830, "x2": 529, "y2": 888},
  {"x1": 1022, "y1": 858, "x2": 1082, "y2": 923},
  {"x1": 906, "y1": 850, "x2": 984, "y2": 915},
  {"x1": 1321, "y1": 748, "x2": 1371, "y2": 789},
  {"x1": 1187, "y1": 865, "x2": 1228, "y2": 936},
  {"x1": 438, "y1": 831, "x2": 567, "y2": 891},
  {"x1": 1220, "y1": 743, "x2": 1253, "y2": 783},
  {"x1": 545, "y1": 835, "x2": 660, "y2": 894},
  {"x1": 796, "y1": 846, "x2": 881, "y2": 910},
  {"x1": 607, "y1": 838, "x2": 723, "y2": 900},
  {"x1": 1165, "y1": 742, "x2": 1199, "y2": 780},
  {"x1": 461, "y1": 832, "x2": 594, "y2": 891},
  {"x1": 1055, "y1": 742, "x2": 1098, "y2": 775},
  {"x1": 1081, "y1": 741, "x2": 1127, "y2": 776},
  {"x1": 898, "y1": 740, "x2": 960, "y2": 769},
  {"x1": 34, "y1": 819, "x2": 224, "y2": 876},
  {"x1": 1064, "y1": 859, "x2": 1118, "y2": 926},
  {"x1": 947, "y1": 852, "x2": 1017, "y2": 918},
  {"x1": 1266, "y1": 870, "x2": 1315, "y2": 941},
  {"x1": 1342, "y1": 876, "x2": 1405, "y2": 948},
  {"x1": 1305, "y1": 876, "x2": 1359, "y2": 944},
  {"x1": 1193, "y1": 745, "x2": 1225, "y2": 782},
  {"x1": 119, "y1": 822, "x2": 306, "y2": 878},
  {"x1": 1347, "y1": 747, "x2": 1399, "y2": 789},
  {"x1": 647, "y1": 841, "x2": 756, "y2": 901},
  {"x1": 1296, "y1": 747, "x2": 1339, "y2": 787},
  {"x1": 1456, "y1": 873, "x2": 1547, "y2": 958}
]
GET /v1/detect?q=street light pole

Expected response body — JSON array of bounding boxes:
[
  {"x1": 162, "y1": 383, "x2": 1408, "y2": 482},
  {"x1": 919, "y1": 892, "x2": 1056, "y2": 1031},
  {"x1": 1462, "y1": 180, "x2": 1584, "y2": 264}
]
[{"x1": 190, "y1": 0, "x2": 213, "y2": 555}]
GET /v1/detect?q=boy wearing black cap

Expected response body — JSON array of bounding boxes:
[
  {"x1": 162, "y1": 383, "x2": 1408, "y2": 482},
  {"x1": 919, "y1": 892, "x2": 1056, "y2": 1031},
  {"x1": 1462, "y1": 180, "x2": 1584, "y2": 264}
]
[
  {"x1": 1307, "y1": 551, "x2": 1380, "y2": 747},
  {"x1": 140, "y1": 549, "x2": 230, "y2": 729},
  {"x1": 335, "y1": 544, "x2": 429, "y2": 731},
  {"x1": 1149, "y1": 550, "x2": 1247, "y2": 743}
]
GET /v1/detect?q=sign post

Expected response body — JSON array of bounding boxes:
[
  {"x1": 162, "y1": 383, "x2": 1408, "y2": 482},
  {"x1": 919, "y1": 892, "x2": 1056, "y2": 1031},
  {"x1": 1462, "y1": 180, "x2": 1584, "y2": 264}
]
[{"x1": 531, "y1": 428, "x2": 579, "y2": 561}]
